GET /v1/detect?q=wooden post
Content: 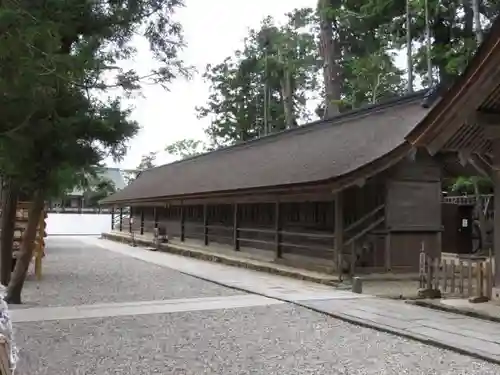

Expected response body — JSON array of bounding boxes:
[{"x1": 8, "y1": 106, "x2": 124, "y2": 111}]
[
  {"x1": 434, "y1": 257, "x2": 441, "y2": 290},
  {"x1": 334, "y1": 192, "x2": 344, "y2": 275},
  {"x1": 350, "y1": 241, "x2": 356, "y2": 277},
  {"x1": 153, "y1": 207, "x2": 158, "y2": 229},
  {"x1": 275, "y1": 201, "x2": 282, "y2": 259},
  {"x1": 180, "y1": 205, "x2": 185, "y2": 242},
  {"x1": 478, "y1": 261, "x2": 484, "y2": 297},
  {"x1": 486, "y1": 260, "x2": 493, "y2": 299},
  {"x1": 140, "y1": 208, "x2": 145, "y2": 235},
  {"x1": 468, "y1": 259, "x2": 473, "y2": 296},
  {"x1": 426, "y1": 256, "x2": 433, "y2": 290},
  {"x1": 233, "y1": 203, "x2": 240, "y2": 251},
  {"x1": 119, "y1": 207, "x2": 123, "y2": 232},
  {"x1": 442, "y1": 260, "x2": 448, "y2": 293},
  {"x1": 385, "y1": 232, "x2": 391, "y2": 272},
  {"x1": 111, "y1": 208, "x2": 115, "y2": 230},
  {"x1": 129, "y1": 206, "x2": 133, "y2": 233},
  {"x1": 492, "y1": 139, "x2": 500, "y2": 287},
  {"x1": 459, "y1": 261, "x2": 464, "y2": 296},
  {"x1": 436, "y1": 231, "x2": 442, "y2": 258},
  {"x1": 203, "y1": 204, "x2": 209, "y2": 246},
  {"x1": 450, "y1": 262, "x2": 456, "y2": 295}
]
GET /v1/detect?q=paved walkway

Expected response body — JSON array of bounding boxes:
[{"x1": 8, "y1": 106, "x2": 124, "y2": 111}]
[
  {"x1": 11, "y1": 236, "x2": 500, "y2": 374},
  {"x1": 84, "y1": 236, "x2": 500, "y2": 364}
]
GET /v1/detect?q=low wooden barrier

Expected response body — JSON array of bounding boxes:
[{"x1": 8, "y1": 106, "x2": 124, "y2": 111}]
[{"x1": 419, "y1": 245, "x2": 493, "y2": 299}]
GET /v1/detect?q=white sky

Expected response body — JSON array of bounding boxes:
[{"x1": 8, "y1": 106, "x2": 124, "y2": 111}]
[{"x1": 107, "y1": 0, "x2": 406, "y2": 170}]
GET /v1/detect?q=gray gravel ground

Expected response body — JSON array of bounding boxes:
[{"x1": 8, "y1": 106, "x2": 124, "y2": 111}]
[
  {"x1": 14, "y1": 303, "x2": 500, "y2": 375},
  {"x1": 15, "y1": 237, "x2": 240, "y2": 308}
]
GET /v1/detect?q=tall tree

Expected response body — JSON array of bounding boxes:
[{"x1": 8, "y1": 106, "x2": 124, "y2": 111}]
[
  {"x1": 0, "y1": 0, "x2": 187, "y2": 303},
  {"x1": 317, "y1": 0, "x2": 341, "y2": 117},
  {"x1": 198, "y1": 12, "x2": 319, "y2": 147},
  {"x1": 314, "y1": 0, "x2": 405, "y2": 113},
  {"x1": 360, "y1": 0, "x2": 500, "y2": 86}
]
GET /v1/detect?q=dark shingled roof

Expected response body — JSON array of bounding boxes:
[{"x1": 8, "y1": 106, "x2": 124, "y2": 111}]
[{"x1": 102, "y1": 92, "x2": 429, "y2": 204}]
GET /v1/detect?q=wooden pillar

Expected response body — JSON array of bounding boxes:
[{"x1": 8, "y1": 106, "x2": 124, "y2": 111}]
[
  {"x1": 129, "y1": 206, "x2": 133, "y2": 233},
  {"x1": 203, "y1": 204, "x2": 209, "y2": 246},
  {"x1": 111, "y1": 208, "x2": 115, "y2": 230},
  {"x1": 275, "y1": 201, "x2": 282, "y2": 258},
  {"x1": 119, "y1": 207, "x2": 123, "y2": 232},
  {"x1": 334, "y1": 192, "x2": 344, "y2": 274},
  {"x1": 153, "y1": 207, "x2": 159, "y2": 229},
  {"x1": 385, "y1": 232, "x2": 391, "y2": 272},
  {"x1": 493, "y1": 139, "x2": 500, "y2": 286},
  {"x1": 233, "y1": 203, "x2": 240, "y2": 251},
  {"x1": 140, "y1": 208, "x2": 145, "y2": 235},
  {"x1": 180, "y1": 204, "x2": 185, "y2": 242}
]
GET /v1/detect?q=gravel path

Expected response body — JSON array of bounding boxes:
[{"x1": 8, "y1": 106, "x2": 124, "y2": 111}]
[
  {"x1": 14, "y1": 303, "x2": 500, "y2": 375},
  {"x1": 16, "y1": 237, "x2": 240, "y2": 308}
]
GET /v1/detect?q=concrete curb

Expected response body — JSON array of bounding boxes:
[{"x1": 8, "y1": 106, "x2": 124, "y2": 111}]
[
  {"x1": 101, "y1": 232, "x2": 340, "y2": 286},
  {"x1": 407, "y1": 299, "x2": 500, "y2": 324},
  {"x1": 98, "y1": 236, "x2": 500, "y2": 365}
]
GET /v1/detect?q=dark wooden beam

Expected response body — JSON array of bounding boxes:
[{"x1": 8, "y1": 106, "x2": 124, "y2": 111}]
[
  {"x1": 492, "y1": 139, "x2": 500, "y2": 285},
  {"x1": 334, "y1": 192, "x2": 344, "y2": 275},
  {"x1": 468, "y1": 154, "x2": 492, "y2": 177},
  {"x1": 153, "y1": 207, "x2": 159, "y2": 229},
  {"x1": 469, "y1": 111, "x2": 500, "y2": 139},
  {"x1": 119, "y1": 207, "x2": 123, "y2": 231},
  {"x1": 425, "y1": 113, "x2": 465, "y2": 155},
  {"x1": 180, "y1": 205, "x2": 185, "y2": 242},
  {"x1": 274, "y1": 202, "x2": 282, "y2": 259},
  {"x1": 233, "y1": 203, "x2": 240, "y2": 251},
  {"x1": 471, "y1": 111, "x2": 500, "y2": 126},
  {"x1": 203, "y1": 204, "x2": 209, "y2": 246},
  {"x1": 111, "y1": 209, "x2": 115, "y2": 230},
  {"x1": 140, "y1": 208, "x2": 145, "y2": 235}
]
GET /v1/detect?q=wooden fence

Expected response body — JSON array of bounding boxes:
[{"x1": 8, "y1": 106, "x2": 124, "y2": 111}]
[{"x1": 419, "y1": 248, "x2": 494, "y2": 299}]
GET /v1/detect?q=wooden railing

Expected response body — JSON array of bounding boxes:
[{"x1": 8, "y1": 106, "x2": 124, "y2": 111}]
[
  {"x1": 111, "y1": 204, "x2": 386, "y2": 276},
  {"x1": 419, "y1": 252, "x2": 494, "y2": 299},
  {"x1": 442, "y1": 194, "x2": 493, "y2": 206},
  {"x1": 114, "y1": 217, "x2": 336, "y2": 258},
  {"x1": 343, "y1": 204, "x2": 386, "y2": 276},
  {"x1": 47, "y1": 207, "x2": 112, "y2": 214}
]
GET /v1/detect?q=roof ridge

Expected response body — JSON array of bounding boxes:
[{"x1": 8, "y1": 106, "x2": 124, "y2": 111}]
[{"x1": 147, "y1": 90, "x2": 427, "y2": 172}]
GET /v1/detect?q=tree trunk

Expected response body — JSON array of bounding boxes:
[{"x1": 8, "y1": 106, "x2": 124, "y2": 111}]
[
  {"x1": 406, "y1": 0, "x2": 413, "y2": 93},
  {"x1": 0, "y1": 181, "x2": 19, "y2": 286},
  {"x1": 281, "y1": 68, "x2": 295, "y2": 129},
  {"x1": 472, "y1": 0, "x2": 482, "y2": 44},
  {"x1": 5, "y1": 189, "x2": 45, "y2": 304},
  {"x1": 318, "y1": 0, "x2": 341, "y2": 118}
]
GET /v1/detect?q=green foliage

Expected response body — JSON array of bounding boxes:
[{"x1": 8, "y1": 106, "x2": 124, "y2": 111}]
[
  {"x1": 84, "y1": 177, "x2": 117, "y2": 207},
  {"x1": 0, "y1": 0, "x2": 187, "y2": 199},
  {"x1": 360, "y1": 0, "x2": 500, "y2": 85},
  {"x1": 197, "y1": 2, "x2": 408, "y2": 146},
  {"x1": 197, "y1": 10, "x2": 320, "y2": 147},
  {"x1": 165, "y1": 139, "x2": 207, "y2": 159},
  {"x1": 450, "y1": 176, "x2": 493, "y2": 195},
  {"x1": 137, "y1": 152, "x2": 158, "y2": 171}
]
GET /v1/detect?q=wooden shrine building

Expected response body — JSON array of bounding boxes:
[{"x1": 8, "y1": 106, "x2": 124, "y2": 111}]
[
  {"x1": 406, "y1": 15, "x2": 500, "y2": 297},
  {"x1": 101, "y1": 92, "x2": 443, "y2": 276}
]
